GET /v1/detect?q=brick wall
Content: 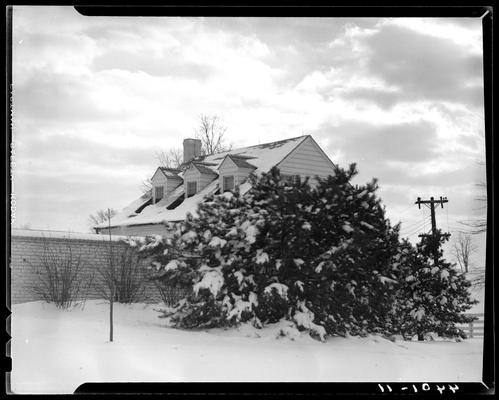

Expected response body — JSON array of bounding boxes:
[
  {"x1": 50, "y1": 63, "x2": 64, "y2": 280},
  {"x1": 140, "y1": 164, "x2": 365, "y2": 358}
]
[{"x1": 9, "y1": 229, "x2": 188, "y2": 305}]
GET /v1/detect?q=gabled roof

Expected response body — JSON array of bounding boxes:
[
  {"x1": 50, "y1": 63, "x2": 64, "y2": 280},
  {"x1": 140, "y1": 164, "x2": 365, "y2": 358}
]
[
  {"x1": 221, "y1": 154, "x2": 257, "y2": 170},
  {"x1": 195, "y1": 135, "x2": 309, "y2": 174},
  {"x1": 97, "y1": 135, "x2": 317, "y2": 229},
  {"x1": 151, "y1": 166, "x2": 182, "y2": 181},
  {"x1": 191, "y1": 162, "x2": 219, "y2": 176},
  {"x1": 158, "y1": 167, "x2": 182, "y2": 177}
]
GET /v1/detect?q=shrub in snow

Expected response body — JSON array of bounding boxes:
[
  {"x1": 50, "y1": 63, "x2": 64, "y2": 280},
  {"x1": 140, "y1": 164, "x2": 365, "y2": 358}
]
[
  {"x1": 164, "y1": 290, "x2": 228, "y2": 329},
  {"x1": 112, "y1": 246, "x2": 150, "y2": 304},
  {"x1": 94, "y1": 241, "x2": 150, "y2": 304},
  {"x1": 389, "y1": 232, "x2": 478, "y2": 340},
  {"x1": 140, "y1": 165, "x2": 476, "y2": 341},
  {"x1": 153, "y1": 281, "x2": 190, "y2": 307},
  {"x1": 31, "y1": 238, "x2": 91, "y2": 309}
]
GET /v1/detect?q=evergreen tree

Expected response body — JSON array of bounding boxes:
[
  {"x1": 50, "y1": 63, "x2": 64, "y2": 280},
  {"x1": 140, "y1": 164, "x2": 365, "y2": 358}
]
[
  {"x1": 391, "y1": 231, "x2": 478, "y2": 340},
  {"x1": 136, "y1": 165, "x2": 476, "y2": 341}
]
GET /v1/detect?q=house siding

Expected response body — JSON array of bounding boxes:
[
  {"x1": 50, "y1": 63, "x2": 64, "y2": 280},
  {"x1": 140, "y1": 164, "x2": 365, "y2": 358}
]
[
  {"x1": 183, "y1": 166, "x2": 201, "y2": 196},
  {"x1": 277, "y1": 136, "x2": 335, "y2": 184},
  {"x1": 151, "y1": 171, "x2": 182, "y2": 203},
  {"x1": 183, "y1": 166, "x2": 217, "y2": 195},
  {"x1": 151, "y1": 171, "x2": 168, "y2": 203}
]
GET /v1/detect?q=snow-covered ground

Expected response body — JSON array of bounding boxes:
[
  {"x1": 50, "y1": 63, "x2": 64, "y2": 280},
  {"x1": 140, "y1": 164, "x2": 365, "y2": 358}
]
[{"x1": 9, "y1": 300, "x2": 484, "y2": 394}]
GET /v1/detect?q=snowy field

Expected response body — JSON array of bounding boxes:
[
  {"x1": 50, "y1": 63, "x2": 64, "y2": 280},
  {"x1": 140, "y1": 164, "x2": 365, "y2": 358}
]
[{"x1": 9, "y1": 300, "x2": 484, "y2": 394}]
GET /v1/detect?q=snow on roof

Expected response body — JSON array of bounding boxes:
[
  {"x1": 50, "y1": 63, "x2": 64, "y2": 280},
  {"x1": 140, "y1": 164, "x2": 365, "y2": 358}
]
[
  {"x1": 224, "y1": 155, "x2": 257, "y2": 169},
  {"x1": 94, "y1": 193, "x2": 153, "y2": 229},
  {"x1": 192, "y1": 163, "x2": 219, "y2": 176},
  {"x1": 104, "y1": 135, "x2": 309, "y2": 229},
  {"x1": 159, "y1": 167, "x2": 182, "y2": 177},
  {"x1": 201, "y1": 135, "x2": 308, "y2": 174},
  {"x1": 120, "y1": 183, "x2": 187, "y2": 226},
  {"x1": 125, "y1": 179, "x2": 220, "y2": 226}
]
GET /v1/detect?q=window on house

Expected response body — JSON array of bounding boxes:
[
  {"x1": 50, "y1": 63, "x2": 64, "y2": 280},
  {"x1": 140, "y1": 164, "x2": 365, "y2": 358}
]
[
  {"x1": 187, "y1": 181, "x2": 197, "y2": 197},
  {"x1": 223, "y1": 175, "x2": 235, "y2": 192},
  {"x1": 154, "y1": 186, "x2": 164, "y2": 203},
  {"x1": 281, "y1": 174, "x2": 300, "y2": 185}
]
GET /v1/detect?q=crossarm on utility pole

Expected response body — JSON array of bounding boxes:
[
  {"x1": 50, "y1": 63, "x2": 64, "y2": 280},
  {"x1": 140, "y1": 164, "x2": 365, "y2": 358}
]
[{"x1": 415, "y1": 196, "x2": 450, "y2": 266}]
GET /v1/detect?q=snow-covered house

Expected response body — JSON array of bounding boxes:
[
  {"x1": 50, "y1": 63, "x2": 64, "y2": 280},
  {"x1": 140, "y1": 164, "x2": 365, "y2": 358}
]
[{"x1": 95, "y1": 135, "x2": 336, "y2": 236}]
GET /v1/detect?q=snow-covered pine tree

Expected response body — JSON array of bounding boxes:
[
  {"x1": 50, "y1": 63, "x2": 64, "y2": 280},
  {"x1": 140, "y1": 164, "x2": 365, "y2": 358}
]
[
  {"x1": 303, "y1": 164, "x2": 401, "y2": 337},
  {"x1": 139, "y1": 164, "x2": 404, "y2": 339},
  {"x1": 243, "y1": 168, "x2": 319, "y2": 326},
  {"x1": 391, "y1": 231, "x2": 478, "y2": 340},
  {"x1": 138, "y1": 188, "x2": 268, "y2": 329},
  {"x1": 138, "y1": 164, "x2": 473, "y2": 341}
]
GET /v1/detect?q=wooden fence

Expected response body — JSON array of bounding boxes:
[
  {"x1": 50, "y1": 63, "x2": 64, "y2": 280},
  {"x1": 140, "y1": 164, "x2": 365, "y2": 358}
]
[{"x1": 457, "y1": 313, "x2": 484, "y2": 338}]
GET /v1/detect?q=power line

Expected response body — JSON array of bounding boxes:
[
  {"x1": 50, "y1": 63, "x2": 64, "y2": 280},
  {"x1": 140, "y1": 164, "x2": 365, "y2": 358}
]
[
  {"x1": 445, "y1": 202, "x2": 449, "y2": 232},
  {"x1": 400, "y1": 220, "x2": 427, "y2": 236},
  {"x1": 397, "y1": 203, "x2": 419, "y2": 216},
  {"x1": 399, "y1": 218, "x2": 426, "y2": 233},
  {"x1": 400, "y1": 221, "x2": 429, "y2": 239},
  {"x1": 400, "y1": 218, "x2": 426, "y2": 233}
]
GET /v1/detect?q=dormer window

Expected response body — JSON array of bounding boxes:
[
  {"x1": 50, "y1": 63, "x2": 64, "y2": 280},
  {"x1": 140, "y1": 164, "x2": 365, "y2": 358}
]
[
  {"x1": 150, "y1": 167, "x2": 182, "y2": 205},
  {"x1": 223, "y1": 175, "x2": 235, "y2": 192},
  {"x1": 187, "y1": 181, "x2": 197, "y2": 197},
  {"x1": 217, "y1": 154, "x2": 257, "y2": 194},
  {"x1": 154, "y1": 186, "x2": 164, "y2": 203}
]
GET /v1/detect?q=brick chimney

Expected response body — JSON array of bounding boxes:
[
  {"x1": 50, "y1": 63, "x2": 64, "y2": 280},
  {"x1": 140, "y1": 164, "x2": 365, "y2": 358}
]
[{"x1": 183, "y1": 138, "x2": 202, "y2": 163}]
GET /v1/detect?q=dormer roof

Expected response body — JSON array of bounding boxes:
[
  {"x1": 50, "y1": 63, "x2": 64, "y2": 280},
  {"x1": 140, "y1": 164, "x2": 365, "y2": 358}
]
[
  {"x1": 158, "y1": 167, "x2": 182, "y2": 177},
  {"x1": 221, "y1": 154, "x2": 257, "y2": 170},
  {"x1": 151, "y1": 166, "x2": 182, "y2": 181},
  {"x1": 190, "y1": 162, "x2": 219, "y2": 176}
]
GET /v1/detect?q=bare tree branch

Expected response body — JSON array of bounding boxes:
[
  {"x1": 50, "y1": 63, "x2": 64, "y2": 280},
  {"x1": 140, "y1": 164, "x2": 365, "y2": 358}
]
[
  {"x1": 466, "y1": 269, "x2": 486, "y2": 289},
  {"x1": 459, "y1": 162, "x2": 487, "y2": 234},
  {"x1": 451, "y1": 232, "x2": 477, "y2": 273},
  {"x1": 139, "y1": 115, "x2": 231, "y2": 196},
  {"x1": 155, "y1": 148, "x2": 183, "y2": 169},
  {"x1": 89, "y1": 209, "x2": 118, "y2": 227},
  {"x1": 141, "y1": 178, "x2": 153, "y2": 195},
  {"x1": 195, "y1": 114, "x2": 232, "y2": 155}
]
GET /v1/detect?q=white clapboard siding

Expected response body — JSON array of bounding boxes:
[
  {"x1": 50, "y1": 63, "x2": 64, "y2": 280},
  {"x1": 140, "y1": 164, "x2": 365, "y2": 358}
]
[
  {"x1": 151, "y1": 169, "x2": 168, "y2": 185},
  {"x1": 184, "y1": 168, "x2": 218, "y2": 194},
  {"x1": 183, "y1": 165, "x2": 201, "y2": 195},
  {"x1": 151, "y1": 170, "x2": 183, "y2": 202},
  {"x1": 151, "y1": 170, "x2": 168, "y2": 203},
  {"x1": 277, "y1": 136, "x2": 336, "y2": 184}
]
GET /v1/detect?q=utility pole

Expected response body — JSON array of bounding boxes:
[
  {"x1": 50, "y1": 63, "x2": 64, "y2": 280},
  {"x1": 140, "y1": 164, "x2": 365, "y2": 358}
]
[
  {"x1": 107, "y1": 208, "x2": 114, "y2": 342},
  {"x1": 415, "y1": 196, "x2": 451, "y2": 266}
]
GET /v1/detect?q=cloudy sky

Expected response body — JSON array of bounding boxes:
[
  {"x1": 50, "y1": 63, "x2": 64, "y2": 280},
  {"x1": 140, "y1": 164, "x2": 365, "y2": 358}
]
[{"x1": 11, "y1": 7, "x2": 487, "y2": 264}]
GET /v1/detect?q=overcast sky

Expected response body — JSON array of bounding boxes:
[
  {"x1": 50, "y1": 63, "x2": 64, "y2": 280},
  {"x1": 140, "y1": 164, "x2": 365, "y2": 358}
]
[{"x1": 11, "y1": 7, "x2": 487, "y2": 264}]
